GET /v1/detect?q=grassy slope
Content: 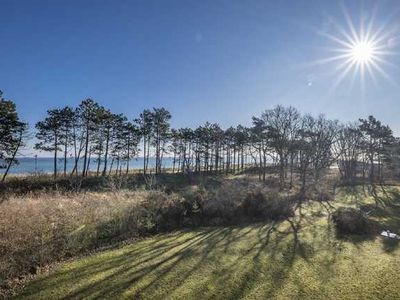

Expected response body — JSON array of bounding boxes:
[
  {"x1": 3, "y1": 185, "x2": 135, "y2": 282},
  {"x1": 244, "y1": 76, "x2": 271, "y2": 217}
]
[{"x1": 15, "y1": 188, "x2": 400, "y2": 299}]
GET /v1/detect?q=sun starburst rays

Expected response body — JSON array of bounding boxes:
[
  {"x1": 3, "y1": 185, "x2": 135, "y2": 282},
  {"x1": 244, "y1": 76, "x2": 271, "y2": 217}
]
[{"x1": 314, "y1": 5, "x2": 398, "y2": 94}]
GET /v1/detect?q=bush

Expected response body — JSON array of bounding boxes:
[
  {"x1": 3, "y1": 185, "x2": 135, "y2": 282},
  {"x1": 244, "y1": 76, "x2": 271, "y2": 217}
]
[
  {"x1": 242, "y1": 191, "x2": 266, "y2": 219},
  {"x1": 332, "y1": 207, "x2": 375, "y2": 235},
  {"x1": 202, "y1": 182, "x2": 248, "y2": 224},
  {"x1": 242, "y1": 191, "x2": 294, "y2": 221},
  {"x1": 139, "y1": 191, "x2": 186, "y2": 232},
  {"x1": 138, "y1": 189, "x2": 206, "y2": 232},
  {"x1": 200, "y1": 181, "x2": 294, "y2": 225}
]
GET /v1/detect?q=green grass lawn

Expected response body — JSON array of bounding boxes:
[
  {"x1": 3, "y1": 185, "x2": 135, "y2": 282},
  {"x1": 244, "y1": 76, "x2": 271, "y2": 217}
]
[{"x1": 14, "y1": 187, "x2": 400, "y2": 299}]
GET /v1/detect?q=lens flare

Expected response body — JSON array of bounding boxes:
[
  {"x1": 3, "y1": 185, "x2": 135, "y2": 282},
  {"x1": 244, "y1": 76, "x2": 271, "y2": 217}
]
[
  {"x1": 310, "y1": 3, "x2": 398, "y2": 93},
  {"x1": 351, "y1": 42, "x2": 375, "y2": 63}
]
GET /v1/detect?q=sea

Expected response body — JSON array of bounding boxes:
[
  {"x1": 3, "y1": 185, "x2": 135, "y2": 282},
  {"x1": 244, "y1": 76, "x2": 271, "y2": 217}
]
[{"x1": 0, "y1": 157, "x2": 175, "y2": 175}]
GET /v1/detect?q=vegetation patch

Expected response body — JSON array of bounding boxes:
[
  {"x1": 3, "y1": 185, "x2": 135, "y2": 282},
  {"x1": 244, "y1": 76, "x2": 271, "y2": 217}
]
[
  {"x1": 13, "y1": 213, "x2": 400, "y2": 300},
  {"x1": 332, "y1": 207, "x2": 376, "y2": 235},
  {"x1": 241, "y1": 191, "x2": 294, "y2": 221}
]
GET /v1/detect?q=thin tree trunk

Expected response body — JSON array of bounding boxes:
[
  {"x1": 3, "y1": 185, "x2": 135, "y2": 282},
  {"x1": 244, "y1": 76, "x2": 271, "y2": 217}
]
[
  {"x1": 143, "y1": 136, "x2": 147, "y2": 174},
  {"x1": 126, "y1": 140, "x2": 130, "y2": 175},
  {"x1": 82, "y1": 124, "x2": 89, "y2": 177},
  {"x1": 63, "y1": 133, "x2": 68, "y2": 177},
  {"x1": 54, "y1": 133, "x2": 58, "y2": 179},
  {"x1": 86, "y1": 150, "x2": 91, "y2": 176},
  {"x1": 109, "y1": 157, "x2": 115, "y2": 175},
  {"x1": 96, "y1": 153, "x2": 101, "y2": 176},
  {"x1": 2, "y1": 131, "x2": 22, "y2": 182},
  {"x1": 102, "y1": 130, "x2": 110, "y2": 176},
  {"x1": 115, "y1": 156, "x2": 120, "y2": 175}
]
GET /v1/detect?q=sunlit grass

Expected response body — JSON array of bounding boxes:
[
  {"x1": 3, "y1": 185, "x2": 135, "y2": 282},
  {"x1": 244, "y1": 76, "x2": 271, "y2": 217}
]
[{"x1": 15, "y1": 187, "x2": 400, "y2": 299}]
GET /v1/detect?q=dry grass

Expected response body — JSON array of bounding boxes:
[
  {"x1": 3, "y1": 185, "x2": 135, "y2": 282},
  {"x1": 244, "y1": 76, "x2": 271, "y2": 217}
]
[
  {"x1": 0, "y1": 190, "x2": 149, "y2": 287},
  {"x1": 0, "y1": 176, "x2": 302, "y2": 296},
  {"x1": 0, "y1": 179, "x2": 297, "y2": 290}
]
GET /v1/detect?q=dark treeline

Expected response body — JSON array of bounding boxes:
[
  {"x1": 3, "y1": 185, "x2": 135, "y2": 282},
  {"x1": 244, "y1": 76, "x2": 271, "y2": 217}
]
[{"x1": 1, "y1": 91, "x2": 400, "y2": 193}]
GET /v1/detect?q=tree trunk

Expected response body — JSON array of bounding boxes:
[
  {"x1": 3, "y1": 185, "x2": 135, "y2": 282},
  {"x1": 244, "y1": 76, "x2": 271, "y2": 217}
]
[
  {"x1": 143, "y1": 136, "x2": 147, "y2": 174},
  {"x1": 82, "y1": 124, "x2": 89, "y2": 177},
  {"x1": 109, "y1": 157, "x2": 114, "y2": 175},
  {"x1": 86, "y1": 150, "x2": 91, "y2": 176},
  {"x1": 54, "y1": 133, "x2": 58, "y2": 179},
  {"x1": 63, "y1": 133, "x2": 68, "y2": 177},
  {"x1": 2, "y1": 131, "x2": 23, "y2": 182},
  {"x1": 126, "y1": 139, "x2": 130, "y2": 175},
  {"x1": 116, "y1": 156, "x2": 120, "y2": 175},
  {"x1": 102, "y1": 130, "x2": 110, "y2": 176}
]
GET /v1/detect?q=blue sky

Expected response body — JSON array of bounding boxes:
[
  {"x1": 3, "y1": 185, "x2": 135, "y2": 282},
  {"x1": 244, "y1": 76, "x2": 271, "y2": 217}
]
[{"x1": 1, "y1": 0, "x2": 399, "y2": 153}]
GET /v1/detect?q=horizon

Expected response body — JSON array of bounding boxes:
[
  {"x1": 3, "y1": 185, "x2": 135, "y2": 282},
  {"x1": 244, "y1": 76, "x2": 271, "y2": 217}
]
[{"x1": 1, "y1": 0, "x2": 400, "y2": 157}]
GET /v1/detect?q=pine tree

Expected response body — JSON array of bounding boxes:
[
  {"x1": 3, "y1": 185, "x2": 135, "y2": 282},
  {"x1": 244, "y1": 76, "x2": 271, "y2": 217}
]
[
  {"x1": 35, "y1": 109, "x2": 63, "y2": 178},
  {"x1": 0, "y1": 91, "x2": 27, "y2": 182}
]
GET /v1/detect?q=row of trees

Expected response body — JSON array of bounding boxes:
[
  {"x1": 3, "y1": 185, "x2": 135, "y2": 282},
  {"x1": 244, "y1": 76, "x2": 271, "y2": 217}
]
[
  {"x1": 34, "y1": 99, "x2": 142, "y2": 178},
  {"x1": 1, "y1": 92, "x2": 399, "y2": 192}
]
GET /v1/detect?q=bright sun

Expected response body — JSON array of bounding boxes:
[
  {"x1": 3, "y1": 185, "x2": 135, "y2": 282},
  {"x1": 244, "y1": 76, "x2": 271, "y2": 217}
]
[
  {"x1": 313, "y1": 3, "x2": 398, "y2": 91},
  {"x1": 350, "y1": 42, "x2": 375, "y2": 63}
]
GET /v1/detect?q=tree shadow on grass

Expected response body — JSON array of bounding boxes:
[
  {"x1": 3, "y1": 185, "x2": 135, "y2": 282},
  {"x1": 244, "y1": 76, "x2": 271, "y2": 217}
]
[
  {"x1": 359, "y1": 192, "x2": 400, "y2": 230},
  {"x1": 382, "y1": 238, "x2": 400, "y2": 253},
  {"x1": 14, "y1": 229, "x2": 213, "y2": 295},
  {"x1": 331, "y1": 185, "x2": 400, "y2": 253},
  {"x1": 16, "y1": 211, "x2": 342, "y2": 300}
]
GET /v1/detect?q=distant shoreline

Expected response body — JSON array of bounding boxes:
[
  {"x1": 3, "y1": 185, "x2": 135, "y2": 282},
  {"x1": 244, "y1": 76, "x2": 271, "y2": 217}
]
[{"x1": 1, "y1": 157, "x2": 176, "y2": 175}]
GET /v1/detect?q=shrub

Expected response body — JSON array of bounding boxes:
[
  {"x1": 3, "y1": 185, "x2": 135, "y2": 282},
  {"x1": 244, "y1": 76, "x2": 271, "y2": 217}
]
[
  {"x1": 202, "y1": 182, "x2": 247, "y2": 224},
  {"x1": 138, "y1": 190, "x2": 206, "y2": 232},
  {"x1": 242, "y1": 192, "x2": 266, "y2": 219},
  {"x1": 242, "y1": 191, "x2": 294, "y2": 221},
  {"x1": 139, "y1": 191, "x2": 186, "y2": 231},
  {"x1": 200, "y1": 181, "x2": 294, "y2": 224},
  {"x1": 332, "y1": 207, "x2": 375, "y2": 235},
  {"x1": 180, "y1": 186, "x2": 206, "y2": 226}
]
